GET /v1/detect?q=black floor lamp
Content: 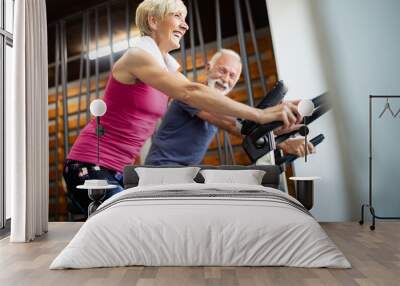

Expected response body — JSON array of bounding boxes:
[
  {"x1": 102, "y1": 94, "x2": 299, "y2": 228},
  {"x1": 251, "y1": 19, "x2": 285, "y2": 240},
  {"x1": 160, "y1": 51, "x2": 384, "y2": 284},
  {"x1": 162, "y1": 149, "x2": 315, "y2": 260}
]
[
  {"x1": 90, "y1": 99, "x2": 107, "y2": 166},
  {"x1": 77, "y1": 99, "x2": 118, "y2": 216}
]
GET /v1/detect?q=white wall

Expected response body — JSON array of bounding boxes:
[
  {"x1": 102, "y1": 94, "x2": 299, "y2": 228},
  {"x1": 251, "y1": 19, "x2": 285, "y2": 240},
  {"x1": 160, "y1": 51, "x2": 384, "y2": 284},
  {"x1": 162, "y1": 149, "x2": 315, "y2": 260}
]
[
  {"x1": 310, "y1": 0, "x2": 400, "y2": 219},
  {"x1": 266, "y1": 0, "x2": 351, "y2": 221},
  {"x1": 266, "y1": 0, "x2": 400, "y2": 221}
]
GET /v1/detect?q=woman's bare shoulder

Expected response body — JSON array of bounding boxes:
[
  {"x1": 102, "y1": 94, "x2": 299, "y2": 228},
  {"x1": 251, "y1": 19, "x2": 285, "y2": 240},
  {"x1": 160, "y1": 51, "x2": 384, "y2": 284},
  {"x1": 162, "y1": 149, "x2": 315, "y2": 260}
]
[
  {"x1": 125, "y1": 47, "x2": 160, "y2": 66},
  {"x1": 112, "y1": 48, "x2": 160, "y2": 84},
  {"x1": 112, "y1": 49, "x2": 146, "y2": 84}
]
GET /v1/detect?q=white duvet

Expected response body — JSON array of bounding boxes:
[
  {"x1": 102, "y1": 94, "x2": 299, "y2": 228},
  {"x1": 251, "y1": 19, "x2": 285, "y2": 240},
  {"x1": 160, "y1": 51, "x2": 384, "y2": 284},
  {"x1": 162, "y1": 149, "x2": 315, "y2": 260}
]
[{"x1": 50, "y1": 183, "x2": 350, "y2": 269}]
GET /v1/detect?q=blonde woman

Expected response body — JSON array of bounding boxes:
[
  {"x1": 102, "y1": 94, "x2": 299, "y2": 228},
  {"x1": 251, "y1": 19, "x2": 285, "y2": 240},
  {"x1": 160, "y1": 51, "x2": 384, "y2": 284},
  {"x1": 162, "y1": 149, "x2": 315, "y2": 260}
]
[{"x1": 64, "y1": 0, "x2": 301, "y2": 215}]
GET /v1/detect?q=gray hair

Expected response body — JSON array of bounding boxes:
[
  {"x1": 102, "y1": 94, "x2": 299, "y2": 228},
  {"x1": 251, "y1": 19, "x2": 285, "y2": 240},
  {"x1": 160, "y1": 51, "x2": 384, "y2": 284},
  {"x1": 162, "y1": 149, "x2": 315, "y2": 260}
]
[{"x1": 208, "y1": 49, "x2": 242, "y2": 68}]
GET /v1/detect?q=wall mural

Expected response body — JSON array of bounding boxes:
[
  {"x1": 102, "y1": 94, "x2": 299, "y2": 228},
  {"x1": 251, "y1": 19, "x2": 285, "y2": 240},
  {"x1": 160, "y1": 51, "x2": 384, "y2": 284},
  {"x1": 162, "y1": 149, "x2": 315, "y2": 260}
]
[{"x1": 47, "y1": 0, "x2": 322, "y2": 221}]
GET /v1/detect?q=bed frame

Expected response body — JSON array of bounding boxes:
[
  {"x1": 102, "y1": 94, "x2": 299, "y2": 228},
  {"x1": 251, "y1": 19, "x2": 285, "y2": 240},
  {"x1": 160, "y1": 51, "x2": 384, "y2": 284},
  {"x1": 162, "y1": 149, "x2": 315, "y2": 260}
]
[{"x1": 123, "y1": 165, "x2": 281, "y2": 189}]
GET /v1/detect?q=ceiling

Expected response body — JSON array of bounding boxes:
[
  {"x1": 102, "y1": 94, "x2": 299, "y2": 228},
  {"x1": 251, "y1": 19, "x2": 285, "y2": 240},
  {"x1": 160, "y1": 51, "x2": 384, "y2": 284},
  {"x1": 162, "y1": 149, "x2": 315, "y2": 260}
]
[
  {"x1": 46, "y1": 0, "x2": 270, "y2": 41},
  {"x1": 46, "y1": 0, "x2": 109, "y2": 23}
]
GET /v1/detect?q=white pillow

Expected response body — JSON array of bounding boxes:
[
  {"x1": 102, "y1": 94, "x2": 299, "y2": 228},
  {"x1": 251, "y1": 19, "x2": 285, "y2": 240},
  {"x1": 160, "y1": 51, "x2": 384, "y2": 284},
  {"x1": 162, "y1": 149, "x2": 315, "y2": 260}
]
[
  {"x1": 135, "y1": 167, "x2": 200, "y2": 186},
  {"x1": 200, "y1": 169, "x2": 266, "y2": 185}
]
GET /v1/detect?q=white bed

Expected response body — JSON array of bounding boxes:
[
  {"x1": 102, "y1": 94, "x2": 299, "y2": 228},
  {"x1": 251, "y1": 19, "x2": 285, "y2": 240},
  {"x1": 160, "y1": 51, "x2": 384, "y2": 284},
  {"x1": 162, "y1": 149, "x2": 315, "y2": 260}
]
[{"x1": 50, "y1": 183, "x2": 350, "y2": 269}]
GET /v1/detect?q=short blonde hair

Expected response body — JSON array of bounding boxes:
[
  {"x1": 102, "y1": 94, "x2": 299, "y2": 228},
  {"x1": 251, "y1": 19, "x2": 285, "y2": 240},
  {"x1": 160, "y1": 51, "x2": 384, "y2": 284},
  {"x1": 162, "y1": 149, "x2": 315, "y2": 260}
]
[{"x1": 136, "y1": 0, "x2": 187, "y2": 36}]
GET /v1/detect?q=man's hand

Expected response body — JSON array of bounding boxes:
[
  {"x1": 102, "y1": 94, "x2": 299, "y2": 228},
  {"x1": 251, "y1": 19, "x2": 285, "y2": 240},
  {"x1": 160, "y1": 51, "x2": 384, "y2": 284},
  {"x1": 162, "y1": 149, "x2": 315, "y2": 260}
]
[
  {"x1": 274, "y1": 124, "x2": 303, "y2": 136},
  {"x1": 277, "y1": 137, "x2": 315, "y2": 157},
  {"x1": 197, "y1": 111, "x2": 242, "y2": 136}
]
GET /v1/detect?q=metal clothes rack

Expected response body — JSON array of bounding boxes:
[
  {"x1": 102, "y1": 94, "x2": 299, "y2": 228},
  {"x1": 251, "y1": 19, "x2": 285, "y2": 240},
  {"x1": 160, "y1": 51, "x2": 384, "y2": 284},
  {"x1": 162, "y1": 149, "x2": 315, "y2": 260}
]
[{"x1": 360, "y1": 95, "x2": 400, "y2": 230}]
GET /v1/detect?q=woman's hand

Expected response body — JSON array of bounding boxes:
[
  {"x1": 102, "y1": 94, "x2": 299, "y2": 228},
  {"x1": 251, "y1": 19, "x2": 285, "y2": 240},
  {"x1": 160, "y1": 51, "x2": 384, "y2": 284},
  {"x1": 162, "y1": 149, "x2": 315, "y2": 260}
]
[{"x1": 257, "y1": 101, "x2": 302, "y2": 128}]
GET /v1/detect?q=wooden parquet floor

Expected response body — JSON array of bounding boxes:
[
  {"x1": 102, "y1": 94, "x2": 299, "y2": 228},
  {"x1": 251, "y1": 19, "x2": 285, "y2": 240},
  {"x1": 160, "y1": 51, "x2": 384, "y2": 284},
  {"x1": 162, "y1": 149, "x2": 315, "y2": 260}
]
[{"x1": 0, "y1": 222, "x2": 399, "y2": 286}]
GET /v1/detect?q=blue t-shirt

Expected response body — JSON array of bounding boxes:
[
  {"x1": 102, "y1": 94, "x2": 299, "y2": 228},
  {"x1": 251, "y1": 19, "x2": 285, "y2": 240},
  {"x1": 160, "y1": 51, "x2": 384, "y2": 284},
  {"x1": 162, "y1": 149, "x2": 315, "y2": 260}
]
[{"x1": 145, "y1": 100, "x2": 218, "y2": 165}]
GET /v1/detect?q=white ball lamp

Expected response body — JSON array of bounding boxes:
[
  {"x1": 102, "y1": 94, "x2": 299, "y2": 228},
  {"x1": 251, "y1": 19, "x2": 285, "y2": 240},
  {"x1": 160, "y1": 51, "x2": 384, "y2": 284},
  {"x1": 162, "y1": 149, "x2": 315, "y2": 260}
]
[
  {"x1": 90, "y1": 99, "x2": 107, "y2": 166},
  {"x1": 298, "y1": 99, "x2": 315, "y2": 162}
]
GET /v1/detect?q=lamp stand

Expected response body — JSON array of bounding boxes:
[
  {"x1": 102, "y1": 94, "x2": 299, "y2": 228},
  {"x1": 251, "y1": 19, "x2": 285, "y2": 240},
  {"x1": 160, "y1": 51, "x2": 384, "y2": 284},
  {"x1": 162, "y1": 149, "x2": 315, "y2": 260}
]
[{"x1": 95, "y1": 116, "x2": 105, "y2": 166}]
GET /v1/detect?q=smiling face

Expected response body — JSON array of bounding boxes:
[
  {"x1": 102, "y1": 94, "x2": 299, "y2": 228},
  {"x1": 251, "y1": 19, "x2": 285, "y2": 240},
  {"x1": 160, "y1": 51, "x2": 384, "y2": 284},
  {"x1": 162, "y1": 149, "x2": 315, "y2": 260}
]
[
  {"x1": 136, "y1": 0, "x2": 189, "y2": 53},
  {"x1": 206, "y1": 53, "x2": 242, "y2": 96},
  {"x1": 151, "y1": 11, "x2": 188, "y2": 52}
]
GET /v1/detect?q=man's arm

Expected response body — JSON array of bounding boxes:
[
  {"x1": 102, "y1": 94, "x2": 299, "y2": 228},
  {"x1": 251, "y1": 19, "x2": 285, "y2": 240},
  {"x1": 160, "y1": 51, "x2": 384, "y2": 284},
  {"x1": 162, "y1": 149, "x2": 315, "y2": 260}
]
[
  {"x1": 196, "y1": 111, "x2": 242, "y2": 136},
  {"x1": 197, "y1": 110, "x2": 316, "y2": 158}
]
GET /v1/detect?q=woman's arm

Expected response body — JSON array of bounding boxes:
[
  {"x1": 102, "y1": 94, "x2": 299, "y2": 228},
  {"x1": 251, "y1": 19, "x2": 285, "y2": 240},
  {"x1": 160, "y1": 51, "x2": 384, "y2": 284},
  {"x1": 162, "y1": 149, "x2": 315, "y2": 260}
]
[{"x1": 119, "y1": 48, "x2": 300, "y2": 127}]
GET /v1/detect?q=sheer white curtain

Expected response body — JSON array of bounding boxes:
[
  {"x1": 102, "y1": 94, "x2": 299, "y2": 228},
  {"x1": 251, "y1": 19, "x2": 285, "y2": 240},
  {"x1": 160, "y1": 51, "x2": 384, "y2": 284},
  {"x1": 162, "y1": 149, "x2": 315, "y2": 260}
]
[{"x1": 6, "y1": 0, "x2": 49, "y2": 242}]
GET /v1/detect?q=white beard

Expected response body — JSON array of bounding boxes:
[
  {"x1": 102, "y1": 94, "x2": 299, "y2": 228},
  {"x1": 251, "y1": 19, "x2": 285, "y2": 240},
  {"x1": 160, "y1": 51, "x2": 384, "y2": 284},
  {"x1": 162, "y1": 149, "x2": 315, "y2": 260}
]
[{"x1": 208, "y1": 79, "x2": 231, "y2": 96}]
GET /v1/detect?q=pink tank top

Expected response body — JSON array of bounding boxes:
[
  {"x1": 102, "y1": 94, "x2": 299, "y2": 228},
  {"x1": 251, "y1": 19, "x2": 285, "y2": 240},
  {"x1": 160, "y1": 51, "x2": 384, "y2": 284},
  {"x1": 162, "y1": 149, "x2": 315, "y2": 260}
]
[{"x1": 67, "y1": 74, "x2": 169, "y2": 172}]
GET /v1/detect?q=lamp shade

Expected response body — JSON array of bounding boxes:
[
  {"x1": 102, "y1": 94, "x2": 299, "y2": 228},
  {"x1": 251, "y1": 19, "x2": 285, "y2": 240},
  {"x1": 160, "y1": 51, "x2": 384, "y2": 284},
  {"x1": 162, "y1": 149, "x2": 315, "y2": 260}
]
[
  {"x1": 298, "y1": 99, "x2": 314, "y2": 117},
  {"x1": 90, "y1": 99, "x2": 107, "y2": 117}
]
